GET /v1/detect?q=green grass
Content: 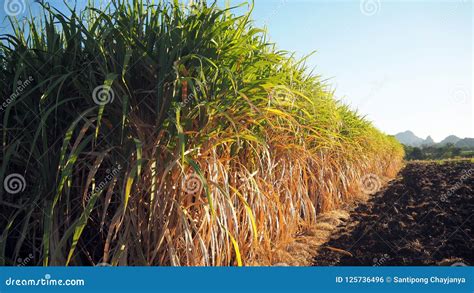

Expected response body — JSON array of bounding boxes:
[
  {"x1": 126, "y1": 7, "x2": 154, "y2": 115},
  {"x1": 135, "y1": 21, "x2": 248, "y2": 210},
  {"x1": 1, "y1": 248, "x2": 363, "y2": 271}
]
[{"x1": 0, "y1": 0, "x2": 404, "y2": 266}]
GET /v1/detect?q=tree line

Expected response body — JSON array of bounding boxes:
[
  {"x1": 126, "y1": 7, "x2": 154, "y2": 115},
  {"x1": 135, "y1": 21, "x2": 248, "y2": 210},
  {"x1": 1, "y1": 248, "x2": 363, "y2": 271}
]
[{"x1": 404, "y1": 144, "x2": 474, "y2": 160}]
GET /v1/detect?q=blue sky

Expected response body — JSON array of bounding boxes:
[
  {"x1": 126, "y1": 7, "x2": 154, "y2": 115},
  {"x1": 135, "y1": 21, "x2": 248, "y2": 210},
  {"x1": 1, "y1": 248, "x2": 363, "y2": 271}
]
[
  {"x1": 1, "y1": 0, "x2": 472, "y2": 141},
  {"x1": 238, "y1": 0, "x2": 473, "y2": 141}
]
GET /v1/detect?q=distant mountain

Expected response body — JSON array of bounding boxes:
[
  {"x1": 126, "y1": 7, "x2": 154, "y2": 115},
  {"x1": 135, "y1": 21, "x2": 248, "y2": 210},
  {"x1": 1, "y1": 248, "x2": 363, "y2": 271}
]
[
  {"x1": 394, "y1": 131, "x2": 474, "y2": 148},
  {"x1": 422, "y1": 136, "x2": 435, "y2": 147},
  {"x1": 439, "y1": 135, "x2": 461, "y2": 146},
  {"x1": 455, "y1": 138, "x2": 474, "y2": 149},
  {"x1": 394, "y1": 131, "x2": 425, "y2": 147}
]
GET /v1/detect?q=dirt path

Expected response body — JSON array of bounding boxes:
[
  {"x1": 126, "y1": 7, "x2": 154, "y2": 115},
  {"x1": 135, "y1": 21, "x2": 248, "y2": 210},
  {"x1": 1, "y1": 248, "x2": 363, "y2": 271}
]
[{"x1": 313, "y1": 161, "x2": 474, "y2": 266}]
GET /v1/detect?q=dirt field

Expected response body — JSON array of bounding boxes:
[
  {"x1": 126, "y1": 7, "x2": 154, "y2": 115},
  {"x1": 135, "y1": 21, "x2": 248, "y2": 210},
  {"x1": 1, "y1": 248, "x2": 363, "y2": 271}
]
[{"x1": 313, "y1": 161, "x2": 473, "y2": 266}]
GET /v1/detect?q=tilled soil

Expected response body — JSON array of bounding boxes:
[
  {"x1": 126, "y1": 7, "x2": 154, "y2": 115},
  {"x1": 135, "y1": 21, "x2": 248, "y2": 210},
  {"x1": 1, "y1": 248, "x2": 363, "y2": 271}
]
[{"x1": 313, "y1": 161, "x2": 474, "y2": 266}]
